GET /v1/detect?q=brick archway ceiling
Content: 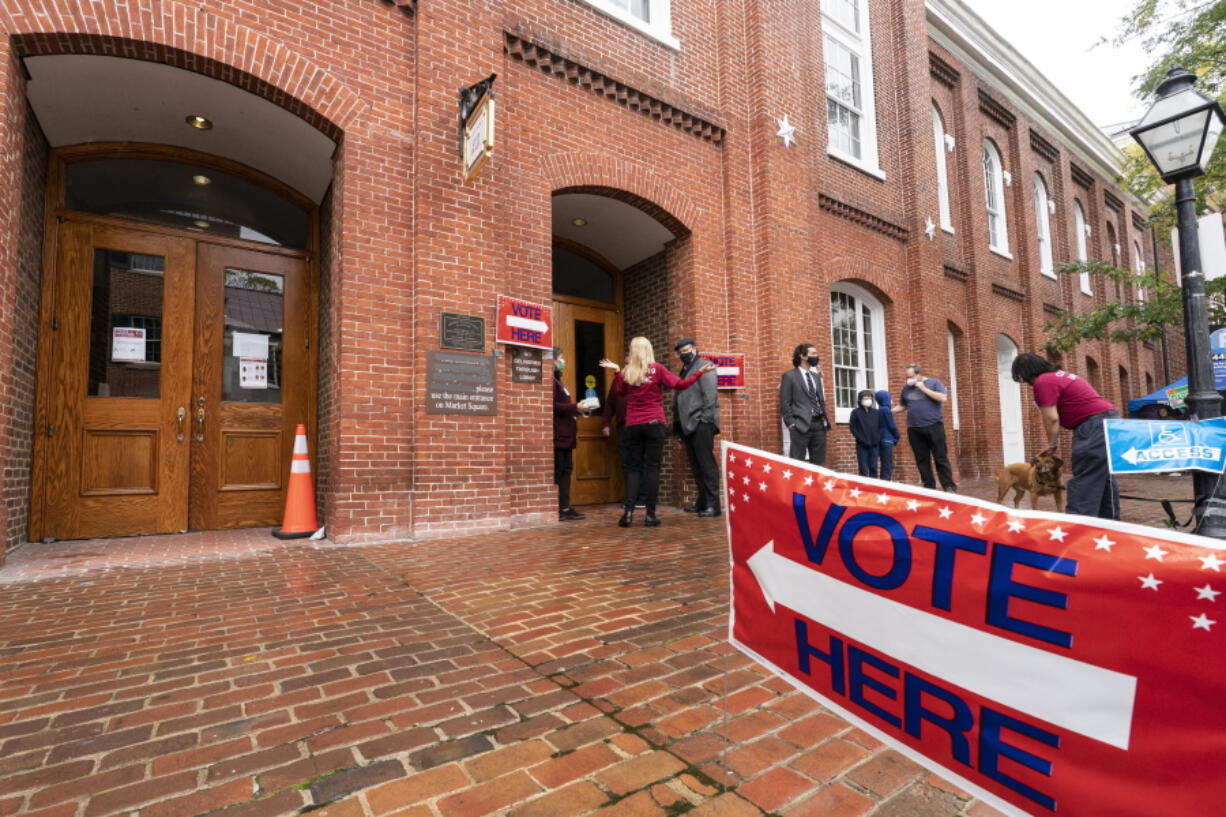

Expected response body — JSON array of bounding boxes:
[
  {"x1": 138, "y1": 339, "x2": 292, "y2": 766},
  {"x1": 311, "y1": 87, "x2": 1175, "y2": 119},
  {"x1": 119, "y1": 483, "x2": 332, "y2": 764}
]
[
  {"x1": 552, "y1": 191, "x2": 680, "y2": 270},
  {"x1": 24, "y1": 54, "x2": 337, "y2": 203}
]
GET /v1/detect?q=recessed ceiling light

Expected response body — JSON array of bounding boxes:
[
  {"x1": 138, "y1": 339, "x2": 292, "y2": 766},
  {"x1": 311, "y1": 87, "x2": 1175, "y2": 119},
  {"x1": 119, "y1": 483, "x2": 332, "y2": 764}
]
[
  {"x1": 193, "y1": 220, "x2": 210, "y2": 229},
  {"x1": 571, "y1": 217, "x2": 588, "y2": 227},
  {"x1": 191, "y1": 175, "x2": 211, "y2": 186},
  {"x1": 185, "y1": 115, "x2": 213, "y2": 130}
]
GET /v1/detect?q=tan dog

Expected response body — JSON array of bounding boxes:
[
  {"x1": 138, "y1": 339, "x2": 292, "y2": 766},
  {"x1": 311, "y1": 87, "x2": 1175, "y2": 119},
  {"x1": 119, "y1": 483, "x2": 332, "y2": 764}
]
[{"x1": 995, "y1": 453, "x2": 1066, "y2": 512}]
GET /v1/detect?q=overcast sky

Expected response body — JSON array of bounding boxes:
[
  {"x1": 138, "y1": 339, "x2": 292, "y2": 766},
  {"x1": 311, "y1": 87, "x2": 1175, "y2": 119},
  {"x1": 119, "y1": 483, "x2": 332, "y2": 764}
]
[{"x1": 963, "y1": 0, "x2": 1152, "y2": 130}]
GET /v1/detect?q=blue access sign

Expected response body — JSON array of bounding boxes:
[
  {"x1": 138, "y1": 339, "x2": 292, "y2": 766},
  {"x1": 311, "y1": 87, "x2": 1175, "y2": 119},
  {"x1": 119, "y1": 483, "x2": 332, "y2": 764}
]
[{"x1": 1105, "y1": 418, "x2": 1226, "y2": 474}]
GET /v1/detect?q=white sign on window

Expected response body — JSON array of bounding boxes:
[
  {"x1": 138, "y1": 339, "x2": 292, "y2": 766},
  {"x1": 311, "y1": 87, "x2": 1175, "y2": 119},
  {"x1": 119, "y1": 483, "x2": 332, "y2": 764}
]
[
  {"x1": 232, "y1": 331, "x2": 269, "y2": 360},
  {"x1": 239, "y1": 358, "x2": 268, "y2": 390},
  {"x1": 111, "y1": 327, "x2": 146, "y2": 362}
]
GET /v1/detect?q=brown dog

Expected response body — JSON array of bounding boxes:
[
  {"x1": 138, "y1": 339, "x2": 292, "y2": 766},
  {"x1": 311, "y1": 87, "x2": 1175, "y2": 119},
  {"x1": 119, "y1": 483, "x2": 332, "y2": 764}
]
[{"x1": 995, "y1": 453, "x2": 1066, "y2": 512}]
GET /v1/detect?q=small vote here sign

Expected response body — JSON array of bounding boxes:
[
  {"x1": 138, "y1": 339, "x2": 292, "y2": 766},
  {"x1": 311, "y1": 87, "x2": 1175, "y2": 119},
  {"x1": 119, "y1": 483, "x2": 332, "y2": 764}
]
[{"x1": 495, "y1": 295, "x2": 553, "y2": 350}]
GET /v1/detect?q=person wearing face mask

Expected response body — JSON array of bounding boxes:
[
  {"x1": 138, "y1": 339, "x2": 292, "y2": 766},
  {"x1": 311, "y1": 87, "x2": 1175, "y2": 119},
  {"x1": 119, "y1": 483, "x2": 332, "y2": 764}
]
[
  {"x1": 780, "y1": 343, "x2": 831, "y2": 465},
  {"x1": 849, "y1": 390, "x2": 883, "y2": 477},
  {"x1": 875, "y1": 390, "x2": 901, "y2": 480},
  {"x1": 672, "y1": 338, "x2": 721, "y2": 517},
  {"x1": 552, "y1": 348, "x2": 593, "y2": 521},
  {"x1": 893, "y1": 363, "x2": 957, "y2": 492}
]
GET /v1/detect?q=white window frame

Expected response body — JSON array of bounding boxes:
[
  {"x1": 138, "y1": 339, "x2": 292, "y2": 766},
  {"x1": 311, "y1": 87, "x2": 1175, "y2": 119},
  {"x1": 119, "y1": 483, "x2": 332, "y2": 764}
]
[
  {"x1": 933, "y1": 105, "x2": 953, "y2": 232},
  {"x1": 1034, "y1": 173, "x2": 1055, "y2": 278},
  {"x1": 947, "y1": 329, "x2": 960, "y2": 431},
  {"x1": 1133, "y1": 239, "x2": 1148, "y2": 302},
  {"x1": 983, "y1": 140, "x2": 1010, "y2": 257},
  {"x1": 1074, "y1": 200, "x2": 1092, "y2": 295},
  {"x1": 822, "y1": 0, "x2": 883, "y2": 178},
  {"x1": 829, "y1": 281, "x2": 889, "y2": 424},
  {"x1": 578, "y1": 0, "x2": 678, "y2": 49}
]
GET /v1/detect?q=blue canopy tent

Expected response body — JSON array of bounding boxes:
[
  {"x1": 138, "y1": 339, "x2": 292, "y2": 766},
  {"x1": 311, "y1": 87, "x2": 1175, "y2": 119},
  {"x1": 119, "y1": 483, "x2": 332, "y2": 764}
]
[{"x1": 1127, "y1": 376, "x2": 1189, "y2": 416}]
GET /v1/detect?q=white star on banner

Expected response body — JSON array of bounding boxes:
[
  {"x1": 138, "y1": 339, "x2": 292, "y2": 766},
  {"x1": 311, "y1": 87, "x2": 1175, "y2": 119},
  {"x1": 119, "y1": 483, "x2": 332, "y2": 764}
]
[
  {"x1": 938, "y1": 506, "x2": 953, "y2": 520},
  {"x1": 849, "y1": 488, "x2": 862, "y2": 498},
  {"x1": 1007, "y1": 518, "x2": 1026, "y2": 533},
  {"x1": 906, "y1": 500, "x2": 921, "y2": 512},
  {"x1": 969, "y1": 512, "x2": 987, "y2": 527},
  {"x1": 1048, "y1": 526, "x2": 1068, "y2": 542},
  {"x1": 804, "y1": 476, "x2": 814, "y2": 487},
  {"x1": 728, "y1": 486, "x2": 737, "y2": 497},
  {"x1": 1200, "y1": 553, "x2": 1225, "y2": 572},
  {"x1": 744, "y1": 458, "x2": 754, "y2": 470},
  {"x1": 782, "y1": 470, "x2": 793, "y2": 480},
  {"x1": 742, "y1": 475, "x2": 751, "y2": 485},
  {"x1": 1196, "y1": 585, "x2": 1221, "y2": 602},
  {"x1": 729, "y1": 453, "x2": 737, "y2": 463},
  {"x1": 776, "y1": 115, "x2": 797, "y2": 147},
  {"x1": 1093, "y1": 535, "x2": 1116, "y2": 552},
  {"x1": 822, "y1": 479, "x2": 834, "y2": 491},
  {"x1": 1143, "y1": 544, "x2": 1169, "y2": 561},
  {"x1": 876, "y1": 493, "x2": 890, "y2": 505},
  {"x1": 1191, "y1": 613, "x2": 1217, "y2": 631},
  {"x1": 763, "y1": 463, "x2": 773, "y2": 474},
  {"x1": 758, "y1": 481, "x2": 768, "y2": 492},
  {"x1": 1139, "y1": 574, "x2": 1163, "y2": 591},
  {"x1": 729, "y1": 503, "x2": 737, "y2": 512},
  {"x1": 742, "y1": 492, "x2": 750, "y2": 502}
]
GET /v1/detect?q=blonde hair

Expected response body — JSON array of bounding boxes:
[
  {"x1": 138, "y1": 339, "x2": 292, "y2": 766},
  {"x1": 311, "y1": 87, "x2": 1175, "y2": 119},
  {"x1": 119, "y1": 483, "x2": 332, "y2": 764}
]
[{"x1": 622, "y1": 337, "x2": 656, "y2": 386}]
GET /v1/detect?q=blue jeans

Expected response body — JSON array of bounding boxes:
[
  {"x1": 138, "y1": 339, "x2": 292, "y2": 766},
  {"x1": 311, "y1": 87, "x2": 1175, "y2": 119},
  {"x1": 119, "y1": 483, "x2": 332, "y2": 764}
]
[
  {"x1": 856, "y1": 444, "x2": 879, "y2": 478},
  {"x1": 879, "y1": 442, "x2": 895, "y2": 480}
]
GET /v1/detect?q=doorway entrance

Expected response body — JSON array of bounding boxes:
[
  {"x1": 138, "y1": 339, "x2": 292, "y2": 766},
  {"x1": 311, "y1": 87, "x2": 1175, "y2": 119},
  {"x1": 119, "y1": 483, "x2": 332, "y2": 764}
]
[
  {"x1": 37, "y1": 217, "x2": 310, "y2": 540},
  {"x1": 996, "y1": 334, "x2": 1025, "y2": 464}
]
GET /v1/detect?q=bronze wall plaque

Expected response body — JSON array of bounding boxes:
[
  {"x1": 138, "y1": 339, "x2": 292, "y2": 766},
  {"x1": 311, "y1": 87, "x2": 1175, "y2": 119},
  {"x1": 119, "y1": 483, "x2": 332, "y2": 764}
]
[
  {"x1": 510, "y1": 346, "x2": 543, "y2": 384},
  {"x1": 426, "y1": 351, "x2": 497, "y2": 415},
  {"x1": 440, "y1": 313, "x2": 485, "y2": 351}
]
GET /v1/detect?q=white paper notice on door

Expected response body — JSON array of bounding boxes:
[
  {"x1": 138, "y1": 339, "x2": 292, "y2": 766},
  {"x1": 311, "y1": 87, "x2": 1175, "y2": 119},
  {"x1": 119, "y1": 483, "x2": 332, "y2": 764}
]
[
  {"x1": 232, "y1": 332, "x2": 269, "y2": 360},
  {"x1": 111, "y1": 327, "x2": 146, "y2": 362},
  {"x1": 239, "y1": 358, "x2": 268, "y2": 389}
]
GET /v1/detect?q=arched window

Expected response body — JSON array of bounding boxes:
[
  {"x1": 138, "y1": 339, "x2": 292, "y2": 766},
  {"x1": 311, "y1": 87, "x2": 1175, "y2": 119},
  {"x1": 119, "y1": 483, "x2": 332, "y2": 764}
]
[
  {"x1": 1133, "y1": 239, "x2": 1148, "y2": 302},
  {"x1": 1034, "y1": 173, "x2": 1054, "y2": 277},
  {"x1": 947, "y1": 327, "x2": 961, "y2": 430},
  {"x1": 1074, "y1": 200, "x2": 1092, "y2": 295},
  {"x1": 982, "y1": 140, "x2": 1009, "y2": 254},
  {"x1": 933, "y1": 105, "x2": 952, "y2": 231},
  {"x1": 1106, "y1": 222, "x2": 1122, "y2": 300},
  {"x1": 830, "y1": 282, "x2": 888, "y2": 423}
]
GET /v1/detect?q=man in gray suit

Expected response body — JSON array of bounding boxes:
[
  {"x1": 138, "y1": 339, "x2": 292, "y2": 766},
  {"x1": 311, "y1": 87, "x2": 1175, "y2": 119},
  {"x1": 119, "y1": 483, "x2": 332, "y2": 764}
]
[
  {"x1": 673, "y1": 338, "x2": 721, "y2": 516},
  {"x1": 780, "y1": 343, "x2": 831, "y2": 465}
]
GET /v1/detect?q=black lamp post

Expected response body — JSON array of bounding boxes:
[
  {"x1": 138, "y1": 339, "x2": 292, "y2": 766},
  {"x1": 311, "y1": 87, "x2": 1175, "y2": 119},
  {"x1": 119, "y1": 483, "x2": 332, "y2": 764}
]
[{"x1": 1129, "y1": 67, "x2": 1226, "y2": 537}]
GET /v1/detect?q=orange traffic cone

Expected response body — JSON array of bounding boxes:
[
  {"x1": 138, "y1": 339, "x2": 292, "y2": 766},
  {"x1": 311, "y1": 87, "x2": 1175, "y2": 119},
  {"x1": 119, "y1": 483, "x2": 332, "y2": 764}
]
[{"x1": 272, "y1": 424, "x2": 321, "y2": 539}]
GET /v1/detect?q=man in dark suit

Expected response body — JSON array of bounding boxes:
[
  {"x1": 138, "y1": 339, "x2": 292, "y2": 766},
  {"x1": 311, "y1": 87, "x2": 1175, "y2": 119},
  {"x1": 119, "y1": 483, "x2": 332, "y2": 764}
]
[
  {"x1": 673, "y1": 338, "x2": 721, "y2": 516},
  {"x1": 780, "y1": 343, "x2": 831, "y2": 465}
]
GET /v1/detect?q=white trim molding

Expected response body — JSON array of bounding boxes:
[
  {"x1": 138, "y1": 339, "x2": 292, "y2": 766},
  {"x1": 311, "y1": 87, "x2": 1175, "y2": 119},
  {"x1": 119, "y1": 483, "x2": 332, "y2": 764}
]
[{"x1": 578, "y1": 0, "x2": 679, "y2": 49}]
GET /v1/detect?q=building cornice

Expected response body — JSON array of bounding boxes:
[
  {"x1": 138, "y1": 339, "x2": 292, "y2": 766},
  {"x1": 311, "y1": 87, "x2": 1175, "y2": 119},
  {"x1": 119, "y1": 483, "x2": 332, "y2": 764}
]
[{"x1": 925, "y1": 0, "x2": 1125, "y2": 190}]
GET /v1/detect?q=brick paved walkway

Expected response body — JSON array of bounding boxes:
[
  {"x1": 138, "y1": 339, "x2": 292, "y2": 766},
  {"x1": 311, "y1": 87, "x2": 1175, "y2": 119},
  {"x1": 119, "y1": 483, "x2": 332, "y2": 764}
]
[{"x1": 0, "y1": 473, "x2": 1202, "y2": 817}]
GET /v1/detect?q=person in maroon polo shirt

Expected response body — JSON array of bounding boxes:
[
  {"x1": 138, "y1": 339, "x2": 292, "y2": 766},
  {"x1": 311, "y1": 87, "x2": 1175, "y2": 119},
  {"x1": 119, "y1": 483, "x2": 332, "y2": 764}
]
[
  {"x1": 599, "y1": 337, "x2": 714, "y2": 528},
  {"x1": 1012, "y1": 353, "x2": 1119, "y2": 520}
]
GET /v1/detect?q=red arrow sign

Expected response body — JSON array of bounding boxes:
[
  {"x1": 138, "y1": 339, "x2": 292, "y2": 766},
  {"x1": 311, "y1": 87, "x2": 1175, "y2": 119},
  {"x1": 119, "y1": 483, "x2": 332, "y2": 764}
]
[{"x1": 724, "y1": 441, "x2": 1226, "y2": 817}]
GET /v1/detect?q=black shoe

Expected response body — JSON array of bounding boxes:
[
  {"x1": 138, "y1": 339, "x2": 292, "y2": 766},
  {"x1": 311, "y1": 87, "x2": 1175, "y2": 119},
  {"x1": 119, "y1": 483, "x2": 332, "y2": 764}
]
[
  {"x1": 618, "y1": 510, "x2": 633, "y2": 527},
  {"x1": 560, "y1": 508, "x2": 585, "y2": 520},
  {"x1": 644, "y1": 513, "x2": 661, "y2": 527},
  {"x1": 682, "y1": 505, "x2": 702, "y2": 513},
  {"x1": 698, "y1": 508, "x2": 721, "y2": 518}
]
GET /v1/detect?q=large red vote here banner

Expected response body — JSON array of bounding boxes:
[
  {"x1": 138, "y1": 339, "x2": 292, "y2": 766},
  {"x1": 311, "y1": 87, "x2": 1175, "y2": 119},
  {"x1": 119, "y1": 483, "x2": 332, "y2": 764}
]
[{"x1": 724, "y1": 441, "x2": 1226, "y2": 817}]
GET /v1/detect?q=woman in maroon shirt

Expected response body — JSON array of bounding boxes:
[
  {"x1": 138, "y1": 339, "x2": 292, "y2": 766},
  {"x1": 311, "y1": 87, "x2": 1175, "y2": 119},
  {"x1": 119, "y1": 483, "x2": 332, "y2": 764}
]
[{"x1": 600, "y1": 337, "x2": 714, "y2": 527}]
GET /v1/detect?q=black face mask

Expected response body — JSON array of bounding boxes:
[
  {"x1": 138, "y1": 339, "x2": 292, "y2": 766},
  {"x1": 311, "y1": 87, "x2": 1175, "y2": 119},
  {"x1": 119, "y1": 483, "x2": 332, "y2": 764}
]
[
  {"x1": 807, "y1": 356, "x2": 820, "y2": 367},
  {"x1": 680, "y1": 352, "x2": 696, "y2": 366}
]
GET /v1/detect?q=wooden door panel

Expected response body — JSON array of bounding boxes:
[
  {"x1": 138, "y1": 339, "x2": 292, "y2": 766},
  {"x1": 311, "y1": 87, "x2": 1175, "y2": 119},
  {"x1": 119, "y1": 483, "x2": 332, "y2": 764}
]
[{"x1": 42, "y1": 223, "x2": 194, "y2": 539}]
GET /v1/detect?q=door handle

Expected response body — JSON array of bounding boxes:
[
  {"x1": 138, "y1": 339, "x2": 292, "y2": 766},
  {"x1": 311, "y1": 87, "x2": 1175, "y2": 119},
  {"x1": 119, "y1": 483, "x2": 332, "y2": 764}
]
[
  {"x1": 196, "y1": 406, "x2": 206, "y2": 442},
  {"x1": 176, "y1": 406, "x2": 186, "y2": 442}
]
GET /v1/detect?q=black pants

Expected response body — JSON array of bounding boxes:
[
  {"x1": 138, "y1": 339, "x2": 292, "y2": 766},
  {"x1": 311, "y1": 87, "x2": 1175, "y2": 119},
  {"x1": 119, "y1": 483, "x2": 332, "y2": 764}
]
[
  {"x1": 553, "y1": 447, "x2": 573, "y2": 510},
  {"x1": 683, "y1": 422, "x2": 720, "y2": 511},
  {"x1": 614, "y1": 427, "x2": 646, "y2": 506},
  {"x1": 788, "y1": 421, "x2": 827, "y2": 465},
  {"x1": 623, "y1": 422, "x2": 666, "y2": 513},
  {"x1": 879, "y1": 442, "x2": 896, "y2": 480},
  {"x1": 907, "y1": 422, "x2": 956, "y2": 490},
  {"x1": 1067, "y1": 410, "x2": 1120, "y2": 520},
  {"x1": 855, "y1": 444, "x2": 879, "y2": 478}
]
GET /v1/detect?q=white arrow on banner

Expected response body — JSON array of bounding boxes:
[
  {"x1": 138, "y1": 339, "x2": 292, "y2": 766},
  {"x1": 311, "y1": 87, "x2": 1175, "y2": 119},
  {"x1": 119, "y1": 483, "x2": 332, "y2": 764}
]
[
  {"x1": 505, "y1": 314, "x2": 549, "y2": 333},
  {"x1": 746, "y1": 540, "x2": 1137, "y2": 749}
]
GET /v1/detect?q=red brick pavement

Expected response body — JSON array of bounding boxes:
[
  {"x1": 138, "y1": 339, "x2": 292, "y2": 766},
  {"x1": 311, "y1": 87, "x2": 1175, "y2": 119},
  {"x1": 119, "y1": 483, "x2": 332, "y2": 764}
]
[{"x1": 0, "y1": 473, "x2": 1200, "y2": 817}]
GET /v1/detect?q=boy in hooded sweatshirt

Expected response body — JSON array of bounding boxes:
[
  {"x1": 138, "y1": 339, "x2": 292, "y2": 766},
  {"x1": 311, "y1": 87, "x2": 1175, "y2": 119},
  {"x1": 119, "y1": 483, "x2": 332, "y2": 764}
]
[
  {"x1": 875, "y1": 389, "x2": 901, "y2": 480},
  {"x1": 849, "y1": 390, "x2": 882, "y2": 477}
]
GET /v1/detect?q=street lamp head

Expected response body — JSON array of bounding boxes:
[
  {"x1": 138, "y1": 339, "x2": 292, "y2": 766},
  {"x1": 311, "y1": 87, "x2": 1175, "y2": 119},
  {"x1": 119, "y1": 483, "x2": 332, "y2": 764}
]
[{"x1": 1129, "y1": 67, "x2": 1225, "y2": 182}]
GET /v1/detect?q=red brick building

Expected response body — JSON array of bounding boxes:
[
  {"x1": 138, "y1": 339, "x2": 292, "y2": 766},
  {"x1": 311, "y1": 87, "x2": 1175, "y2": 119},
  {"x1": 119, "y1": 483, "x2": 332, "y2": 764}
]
[{"x1": 0, "y1": 0, "x2": 1169, "y2": 559}]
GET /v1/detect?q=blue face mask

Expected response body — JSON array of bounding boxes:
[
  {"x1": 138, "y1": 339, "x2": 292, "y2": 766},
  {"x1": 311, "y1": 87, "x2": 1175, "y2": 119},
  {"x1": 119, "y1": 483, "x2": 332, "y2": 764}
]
[{"x1": 554, "y1": 359, "x2": 566, "y2": 373}]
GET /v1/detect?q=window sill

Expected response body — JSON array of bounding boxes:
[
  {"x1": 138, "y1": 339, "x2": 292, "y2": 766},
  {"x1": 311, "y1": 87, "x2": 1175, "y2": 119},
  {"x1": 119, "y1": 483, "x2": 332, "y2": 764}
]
[
  {"x1": 827, "y1": 149, "x2": 886, "y2": 181},
  {"x1": 942, "y1": 225, "x2": 955, "y2": 235},
  {"x1": 1080, "y1": 289, "x2": 1095, "y2": 297},
  {"x1": 989, "y1": 246, "x2": 1013, "y2": 261},
  {"x1": 1041, "y1": 269, "x2": 1058, "y2": 280},
  {"x1": 578, "y1": 0, "x2": 680, "y2": 50}
]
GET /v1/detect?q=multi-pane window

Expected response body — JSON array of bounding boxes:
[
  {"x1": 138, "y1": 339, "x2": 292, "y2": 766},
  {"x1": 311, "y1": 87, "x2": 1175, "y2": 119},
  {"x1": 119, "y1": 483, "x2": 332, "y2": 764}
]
[
  {"x1": 933, "y1": 105, "x2": 952, "y2": 231},
  {"x1": 1133, "y1": 240, "x2": 1148, "y2": 302},
  {"x1": 983, "y1": 140, "x2": 1009, "y2": 253},
  {"x1": 947, "y1": 329, "x2": 961, "y2": 430},
  {"x1": 822, "y1": 0, "x2": 878, "y2": 171},
  {"x1": 1074, "y1": 201, "x2": 1092, "y2": 295},
  {"x1": 1034, "y1": 173, "x2": 1054, "y2": 276},
  {"x1": 579, "y1": 0, "x2": 674, "y2": 47},
  {"x1": 608, "y1": 0, "x2": 649, "y2": 22},
  {"x1": 830, "y1": 283, "x2": 887, "y2": 423}
]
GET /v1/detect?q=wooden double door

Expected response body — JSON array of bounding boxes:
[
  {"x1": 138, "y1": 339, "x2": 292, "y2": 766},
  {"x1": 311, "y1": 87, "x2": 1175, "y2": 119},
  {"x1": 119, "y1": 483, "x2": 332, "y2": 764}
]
[
  {"x1": 553, "y1": 299, "x2": 624, "y2": 506},
  {"x1": 38, "y1": 218, "x2": 310, "y2": 539}
]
